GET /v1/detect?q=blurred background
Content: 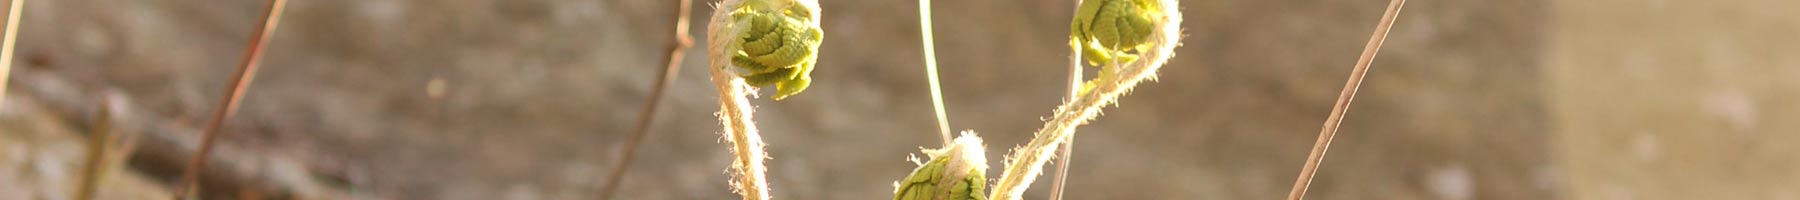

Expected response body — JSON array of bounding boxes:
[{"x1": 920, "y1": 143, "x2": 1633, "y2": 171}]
[{"x1": 1, "y1": 0, "x2": 1797, "y2": 199}]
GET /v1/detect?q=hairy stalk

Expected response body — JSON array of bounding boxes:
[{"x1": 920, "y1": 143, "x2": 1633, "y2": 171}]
[
  {"x1": 598, "y1": 0, "x2": 694, "y2": 199},
  {"x1": 988, "y1": 0, "x2": 1181, "y2": 199},
  {"x1": 710, "y1": 70, "x2": 771, "y2": 200},
  {"x1": 175, "y1": 0, "x2": 286, "y2": 198},
  {"x1": 918, "y1": 0, "x2": 951, "y2": 145},
  {"x1": 0, "y1": 0, "x2": 22, "y2": 106},
  {"x1": 707, "y1": 0, "x2": 824, "y2": 199},
  {"x1": 1283, "y1": 0, "x2": 1405, "y2": 199},
  {"x1": 1048, "y1": 1, "x2": 1086, "y2": 199},
  {"x1": 709, "y1": 19, "x2": 772, "y2": 200}
]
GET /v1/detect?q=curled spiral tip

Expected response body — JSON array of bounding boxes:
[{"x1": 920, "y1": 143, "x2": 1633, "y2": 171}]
[
  {"x1": 895, "y1": 132, "x2": 990, "y2": 200},
  {"x1": 1070, "y1": 0, "x2": 1173, "y2": 96},
  {"x1": 700, "y1": 0, "x2": 828, "y2": 199},
  {"x1": 725, "y1": 0, "x2": 824, "y2": 101},
  {"x1": 990, "y1": 0, "x2": 1181, "y2": 199},
  {"x1": 1074, "y1": 0, "x2": 1162, "y2": 68}
]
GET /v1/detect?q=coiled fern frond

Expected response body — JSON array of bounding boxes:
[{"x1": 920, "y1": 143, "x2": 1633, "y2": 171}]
[
  {"x1": 1072, "y1": 0, "x2": 1168, "y2": 95},
  {"x1": 894, "y1": 132, "x2": 990, "y2": 200},
  {"x1": 726, "y1": 0, "x2": 824, "y2": 100}
]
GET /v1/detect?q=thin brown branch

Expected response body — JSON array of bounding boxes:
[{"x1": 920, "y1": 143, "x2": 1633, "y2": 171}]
[
  {"x1": 1046, "y1": 134, "x2": 1075, "y2": 200},
  {"x1": 1283, "y1": 0, "x2": 1405, "y2": 199},
  {"x1": 174, "y1": 0, "x2": 287, "y2": 198},
  {"x1": 1048, "y1": 0, "x2": 1086, "y2": 197},
  {"x1": 598, "y1": 0, "x2": 693, "y2": 199},
  {"x1": 0, "y1": 0, "x2": 24, "y2": 106}
]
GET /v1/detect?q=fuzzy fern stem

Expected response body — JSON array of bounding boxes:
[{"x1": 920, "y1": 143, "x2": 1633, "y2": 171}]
[{"x1": 987, "y1": 0, "x2": 1181, "y2": 199}]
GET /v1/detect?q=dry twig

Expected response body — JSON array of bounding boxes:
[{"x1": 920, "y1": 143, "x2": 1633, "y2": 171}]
[
  {"x1": 76, "y1": 97, "x2": 112, "y2": 200},
  {"x1": 1048, "y1": 1, "x2": 1086, "y2": 199},
  {"x1": 174, "y1": 0, "x2": 288, "y2": 198},
  {"x1": 0, "y1": 0, "x2": 24, "y2": 106},
  {"x1": 1283, "y1": 0, "x2": 1406, "y2": 199},
  {"x1": 598, "y1": 0, "x2": 694, "y2": 199}
]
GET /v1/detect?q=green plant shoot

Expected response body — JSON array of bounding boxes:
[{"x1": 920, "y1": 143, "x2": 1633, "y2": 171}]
[
  {"x1": 1072, "y1": 0, "x2": 1162, "y2": 95},
  {"x1": 730, "y1": 0, "x2": 824, "y2": 100},
  {"x1": 894, "y1": 133, "x2": 989, "y2": 200}
]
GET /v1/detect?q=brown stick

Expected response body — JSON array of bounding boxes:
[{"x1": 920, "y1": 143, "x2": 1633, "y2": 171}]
[
  {"x1": 1048, "y1": 2, "x2": 1085, "y2": 199},
  {"x1": 0, "y1": 0, "x2": 24, "y2": 106},
  {"x1": 174, "y1": 0, "x2": 287, "y2": 198},
  {"x1": 598, "y1": 0, "x2": 693, "y2": 199},
  {"x1": 76, "y1": 97, "x2": 112, "y2": 200},
  {"x1": 1283, "y1": 0, "x2": 1405, "y2": 199}
]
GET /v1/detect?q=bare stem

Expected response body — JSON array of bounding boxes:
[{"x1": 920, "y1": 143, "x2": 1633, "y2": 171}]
[
  {"x1": 597, "y1": 0, "x2": 694, "y2": 199},
  {"x1": 174, "y1": 0, "x2": 286, "y2": 198},
  {"x1": 1046, "y1": 134, "x2": 1075, "y2": 200},
  {"x1": 1047, "y1": 2, "x2": 1086, "y2": 199},
  {"x1": 988, "y1": 1, "x2": 1181, "y2": 198},
  {"x1": 76, "y1": 98, "x2": 111, "y2": 200},
  {"x1": 919, "y1": 0, "x2": 952, "y2": 145},
  {"x1": 1282, "y1": 0, "x2": 1405, "y2": 199},
  {"x1": 0, "y1": 0, "x2": 24, "y2": 106}
]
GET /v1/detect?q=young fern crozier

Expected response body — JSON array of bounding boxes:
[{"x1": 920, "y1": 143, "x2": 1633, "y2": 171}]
[
  {"x1": 726, "y1": 0, "x2": 824, "y2": 100},
  {"x1": 1072, "y1": 0, "x2": 1165, "y2": 95},
  {"x1": 893, "y1": 132, "x2": 990, "y2": 200},
  {"x1": 705, "y1": 0, "x2": 823, "y2": 199},
  {"x1": 989, "y1": 0, "x2": 1181, "y2": 199}
]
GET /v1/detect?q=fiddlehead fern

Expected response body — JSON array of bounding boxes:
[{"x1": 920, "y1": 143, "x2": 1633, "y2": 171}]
[
  {"x1": 703, "y1": 1, "x2": 823, "y2": 198},
  {"x1": 727, "y1": 0, "x2": 824, "y2": 100},
  {"x1": 894, "y1": 133, "x2": 989, "y2": 200},
  {"x1": 1071, "y1": 0, "x2": 1164, "y2": 95},
  {"x1": 989, "y1": 0, "x2": 1181, "y2": 199}
]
